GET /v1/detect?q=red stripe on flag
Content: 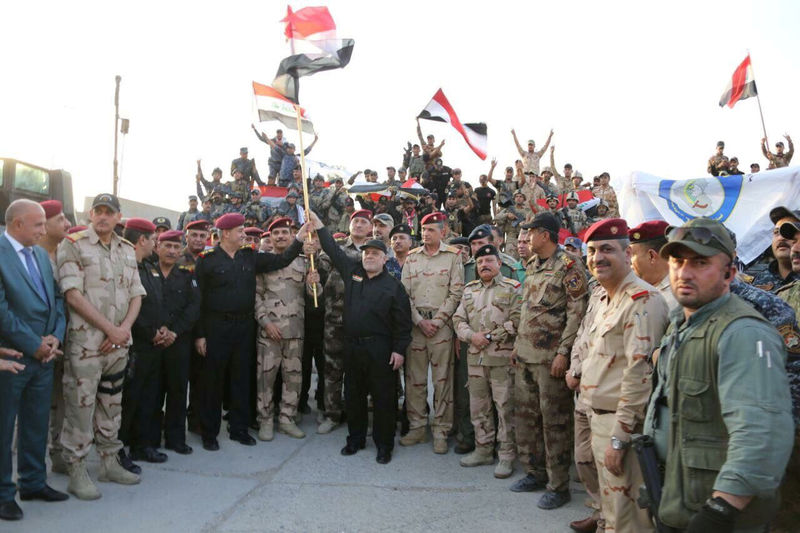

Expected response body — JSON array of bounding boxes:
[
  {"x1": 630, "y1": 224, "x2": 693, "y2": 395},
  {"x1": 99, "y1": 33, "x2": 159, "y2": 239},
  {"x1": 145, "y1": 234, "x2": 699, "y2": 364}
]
[
  {"x1": 252, "y1": 81, "x2": 308, "y2": 118},
  {"x1": 281, "y1": 6, "x2": 336, "y2": 40},
  {"x1": 431, "y1": 89, "x2": 487, "y2": 160},
  {"x1": 727, "y1": 55, "x2": 752, "y2": 108}
]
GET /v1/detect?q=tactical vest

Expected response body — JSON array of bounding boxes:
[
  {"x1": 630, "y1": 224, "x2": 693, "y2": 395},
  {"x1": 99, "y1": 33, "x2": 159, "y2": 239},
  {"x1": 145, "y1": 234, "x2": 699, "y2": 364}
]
[{"x1": 659, "y1": 295, "x2": 778, "y2": 529}]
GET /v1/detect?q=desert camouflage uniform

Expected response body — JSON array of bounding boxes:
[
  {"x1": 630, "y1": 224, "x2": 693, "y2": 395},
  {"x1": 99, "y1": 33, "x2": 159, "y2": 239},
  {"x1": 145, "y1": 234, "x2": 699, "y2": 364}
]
[
  {"x1": 762, "y1": 139, "x2": 794, "y2": 169},
  {"x1": 519, "y1": 182, "x2": 545, "y2": 216},
  {"x1": 494, "y1": 205, "x2": 528, "y2": 260},
  {"x1": 590, "y1": 185, "x2": 619, "y2": 217},
  {"x1": 308, "y1": 186, "x2": 332, "y2": 222},
  {"x1": 401, "y1": 242, "x2": 464, "y2": 440},
  {"x1": 707, "y1": 153, "x2": 729, "y2": 176},
  {"x1": 47, "y1": 256, "x2": 66, "y2": 464},
  {"x1": 57, "y1": 225, "x2": 146, "y2": 463},
  {"x1": 514, "y1": 248, "x2": 588, "y2": 492},
  {"x1": 453, "y1": 274, "x2": 521, "y2": 459},
  {"x1": 325, "y1": 188, "x2": 348, "y2": 231},
  {"x1": 580, "y1": 271, "x2": 669, "y2": 532}
]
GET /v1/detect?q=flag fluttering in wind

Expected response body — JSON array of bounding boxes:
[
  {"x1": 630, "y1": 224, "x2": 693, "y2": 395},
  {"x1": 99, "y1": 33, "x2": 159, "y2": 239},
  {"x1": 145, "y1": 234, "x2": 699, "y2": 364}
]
[
  {"x1": 719, "y1": 54, "x2": 758, "y2": 108},
  {"x1": 252, "y1": 81, "x2": 314, "y2": 133},
  {"x1": 272, "y1": 5, "x2": 355, "y2": 103},
  {"x1": 418, "y1": 89, "x2": 487, "y2": 160}
]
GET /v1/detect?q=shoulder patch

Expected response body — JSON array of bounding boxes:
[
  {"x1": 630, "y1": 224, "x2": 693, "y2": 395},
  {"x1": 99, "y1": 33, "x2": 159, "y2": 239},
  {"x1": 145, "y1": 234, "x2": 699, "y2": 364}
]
[
  {"x1": 465, "y1": 279, "x2": 482, "y2": 287},
  {"x1": 178, "y1": 264, "x2": 195, "y2": 273},
  {"x1": 198, "y1": 248, "x2": 216, "y2": 257},
  {"x1": 560, "y1": 254, "x2": 575, "y2": 269},
  {"x1": 739, "y1": 273, "x2": 754, "y2": 284},
  {"x1": 631, "y1": 290, "x2": 650, "y2": 301},
  {"x1": 779, "y1": 324, "x2": 800, "y2": 353},
  {"x1": 65, "y1": 230, "x2": 88, "y2": 242},
  {"x1": 409, "y1": 246, "x2": 423, "y2": 254},
  {"x1": 441, "y1": 244, "x2": 460, "y2": 254},
  {"x1": 502, "y1": 276, "x2": 522, "y2": 289},
  {"x1": 240, "y1": 244, "x2": 256, "y2": 251}
]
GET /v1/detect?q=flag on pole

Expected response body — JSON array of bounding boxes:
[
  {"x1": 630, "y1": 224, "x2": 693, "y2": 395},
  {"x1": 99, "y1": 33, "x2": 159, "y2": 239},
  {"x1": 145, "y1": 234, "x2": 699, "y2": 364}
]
[
  {"x1": 252, "y1": 81, "x2": 314, "y2": 133},
  {"x1": 281, "y1": 6, "x2": 339, "y2": 54},
  {"x1": 719, "y1": 54, "x2": 758, "y2": 108},
  {"x1": 418, "y1": 89, "x2": 487, "y2": 160}
]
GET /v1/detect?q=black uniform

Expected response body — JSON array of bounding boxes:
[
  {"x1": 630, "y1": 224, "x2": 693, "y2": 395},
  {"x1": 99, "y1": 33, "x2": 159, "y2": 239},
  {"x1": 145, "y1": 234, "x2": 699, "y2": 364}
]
[
  {"x1": 317, "y1": 228, "x2": 412, "y2": 452},
  {"x1": 194, "y1": 240, "x2": 302, "y2": 441},
  {"x1": 159, "y1": 263, "x2": 200, "y2": 448},
  {"x1": 121, "y1": 261, "x2": 167, "y2": 452},
  {"x1": 301, "y1": 271, "x2": 327, "y2": 412}
]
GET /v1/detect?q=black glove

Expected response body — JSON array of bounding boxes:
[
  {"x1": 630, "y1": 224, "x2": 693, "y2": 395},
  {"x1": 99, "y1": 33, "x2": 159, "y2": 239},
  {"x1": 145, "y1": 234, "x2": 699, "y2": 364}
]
[{"x1": 685, "y1": 497, "x2": 738, "y2": 533}]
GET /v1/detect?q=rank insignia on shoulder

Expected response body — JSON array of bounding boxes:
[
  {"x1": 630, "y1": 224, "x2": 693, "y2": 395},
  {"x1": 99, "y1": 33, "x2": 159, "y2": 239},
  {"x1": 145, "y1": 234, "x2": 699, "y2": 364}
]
[
  {"x1": 561, "y1": 255, "x2": 575, "y2": 268},
  {"x1": 198, "y1": 248, "x2": 215, "y2": 257},
  {"x1": 465, "y1": 279, "x2": 482, "y2": 287},
  {"x1": 352, "y1": 274, "x2": 363, "y2": 282},
  {"x1": 502, "y1": 277, "x2": 521, "y2": 288},
  {"x1": 179, "y1": 265, "x2": 195, "y2": 273},
  {"x1": 631, "y1": 290, "x2": 649, "y2": 301}
]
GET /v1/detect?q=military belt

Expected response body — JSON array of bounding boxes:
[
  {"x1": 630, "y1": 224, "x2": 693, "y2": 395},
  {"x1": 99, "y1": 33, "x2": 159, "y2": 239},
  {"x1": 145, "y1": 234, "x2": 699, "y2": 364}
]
[{"x1": 592, "y1": 408, "x2": 615, "y2": 415}]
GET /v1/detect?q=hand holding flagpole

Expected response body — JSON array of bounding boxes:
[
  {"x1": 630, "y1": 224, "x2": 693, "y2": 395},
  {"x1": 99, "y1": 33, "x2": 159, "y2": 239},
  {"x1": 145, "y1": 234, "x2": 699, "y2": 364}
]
[{"x1": 294, "y1": 103, "x2": 318, "y2": 308}]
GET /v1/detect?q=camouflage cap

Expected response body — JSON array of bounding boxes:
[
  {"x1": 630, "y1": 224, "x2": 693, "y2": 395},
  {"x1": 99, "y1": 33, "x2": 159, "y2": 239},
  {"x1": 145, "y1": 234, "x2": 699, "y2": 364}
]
[
  {"x1": 373, "y1": 213, "x2": 394, "y2": 227},
  {"x1": 660, "y1": 217, "x2": 736, "y2": 259}
]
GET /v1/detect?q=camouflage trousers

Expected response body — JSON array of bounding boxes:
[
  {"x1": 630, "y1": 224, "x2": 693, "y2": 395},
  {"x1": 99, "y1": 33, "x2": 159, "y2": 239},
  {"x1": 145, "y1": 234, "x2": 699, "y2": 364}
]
[
  {"x1": 467, "y1": 364, "x2": 515, "y2": 460},
  {"x1": 49, "y1": 357, "x2": 65, "y2": 459},
  {"x1": 773, "y1": 429, "x2": 800, "y2": 532},
  {"x1": 575, "y1": 402, "x2": 602, "y2": 523},
  {"x1": 514, "y1": 362, "x2": 573, "y2": 492},
  {"x1": 590, "y1": 412, "x2": 653, "y2": 532},
  {"x1": 406, "y1": 325, "x2": 454, "y2": 438},
  {"x1": 60, "y1": 344, "x2": 128, "y2": 462},
  {"x1": 256, "y1": 338, "x2": 303, "y2": 425},
  {"x1": 323, "y1": 322, "x2": 345, "y2": 422}
]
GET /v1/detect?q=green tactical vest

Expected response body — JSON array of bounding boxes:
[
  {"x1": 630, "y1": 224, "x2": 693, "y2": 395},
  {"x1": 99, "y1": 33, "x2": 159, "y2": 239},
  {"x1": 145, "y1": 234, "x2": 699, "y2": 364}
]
[{"x1": 659, "y1": 295, "x2": 779, "y2": 529}]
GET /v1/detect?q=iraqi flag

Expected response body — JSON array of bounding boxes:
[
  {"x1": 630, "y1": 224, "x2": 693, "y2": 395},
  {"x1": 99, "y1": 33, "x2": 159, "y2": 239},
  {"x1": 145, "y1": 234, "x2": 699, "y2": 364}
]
[
  {"x1": 719, "y1": 54, "x2": 758, "y2": 108},
  {"x1": 252, "y1": 81, "x2": 314, "y2": 133},
  {"x1": 418, "y1": 89, "x2": 487, "y2": 160}
]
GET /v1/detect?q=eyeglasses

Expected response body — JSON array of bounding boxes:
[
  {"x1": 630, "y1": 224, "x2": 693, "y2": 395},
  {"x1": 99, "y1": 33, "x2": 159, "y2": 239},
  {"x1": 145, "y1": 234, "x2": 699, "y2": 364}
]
[{"x1": 667, "y1": 226, "x2": 729, "y2": 249}]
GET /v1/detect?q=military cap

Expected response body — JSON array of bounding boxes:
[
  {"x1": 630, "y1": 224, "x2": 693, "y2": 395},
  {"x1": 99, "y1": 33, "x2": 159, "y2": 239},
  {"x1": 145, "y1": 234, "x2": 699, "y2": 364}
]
[
  {"x1": 230, "y1": 191, "x2": 245, "y2": 200},
  {"x1": 68, "y1": 225, "x2": 87, "y2": 234},
  {"x1": 360, "y1": 239, "x2": 388, "y2": 254},
  {"x1": 373, "y1": 213, "x2": 394, "y2": 227},
  {"x1": 152, "y1": 216, "x2": 171, "y2": 230},
  {"x1": 452, "y1": 168, "x2": 462, "y2": 174},
  {"x1": 566, "y1": 192, "x2": 580, "y2": 202},
  {"x1": 185, "y1": 219, "x2": 211, "y2": 232},
  {"x1": 521, "y1": 212, "x2": 561, "y2": 234},
  {"x1": 125, "y1": 218, "x2": 157, "y2": 233},
  {"x1": 541, "y1": 167, "x2": 553, "y2": 175},
  {"x1": 189, "y1": 195, "x2": 198, "y2": 201},
  {"x1": 527, "y1": 139, "x2": 535, "y2": 145},
  {"x1": 286, "y1": 190, "x2": 300, "y2": 199},
  {"x1": 261, "y1": 231, "x2": 270, "y2": 238},
  {"x1": 215, "y1": 213, "x2": 245, "y2": 230},
  {"x1": 769, "y1": 206, "x2": 800, "y2": 225},
  {"x1": 421, "y1": 211, "x2": 447, "y2": 226},
  {"x1": 779, "y1": 221, "x2": 800, "y2": 240},
  {"x1": 474, "y1": 243, "x2": 500, "y2": 259},
  {"x1": 390, "y1": 223, "x2": 412, "y2": 238},
  {"x1": 244, "y1": 226, "x2": 263, "y2": 237},
  {"x1": 158, "y1": 229, "x2": 183, "y2": 242},
  {"x1": 597, "y1": 199, "x2": 609, "y2": 208},
  {"x1": 447, "y1": 191, "x2": 457, "y2": 198},
  {"x1": 240, "y1": 147, "x2": 248, "y2": 153},
  {"x1": 584, "y1": 218, "x2": 628, "y2": 242},
  {"x1": 232, "y1": 167, "x2": 244, "y2": 175},
  {"x1": 448, "y1": 236, "x2": 469, "y2": 246},
  {"x1": 350, "y1": 209, "x2": 373, "y2": 222},
  {"x1": 363, "y1": 168, "x2": 372, "y2": 175},
  {"x1": 386, "y1": 166, "x2": 396, "y2": 171},
  {"x1": 716, "y1": 140, "x2": 725, "y2": 148},
  {"x1": 468, "y1": 224, "x2": 492, "y2": 242},
  {"x1": 313, "y1": 174, "x2": 324, "y2": 182},
  {"x1": 660, "y1": 217, "x2": 736, "y2": 259},
  {"x1": 776, "y1": 141, "x2": 785, "y2": 148},
  {"x1": 92, "y1": 193, "x2": 121, "y2": 213},
  {"x1": 564, "y1": 236, "x2": 583, "y2": 249},
  {"x1": 268, "y1": 217, "x2": 293, "y2": 232},
  {"x1": 334, "y1": 176, "x2": 344, "y2": 183},
  {"x1": 628, "y1": 220, "x2": 669, "y2": 244},
  {"x1": 39, "y1": 200, "x2": 62, "y2": 219},
  {"x1": 398, "y1": 167, "x2": 407, "y2": 173},
  {"x1": 250, "y1": 189, "x2": 261, "y2": 195},
  {"x1": 546, "y1": 194, "x2": 559, "y2": 203},
  {"x1": 513, "y1": 190, "x2": 527, "y2": 199}
]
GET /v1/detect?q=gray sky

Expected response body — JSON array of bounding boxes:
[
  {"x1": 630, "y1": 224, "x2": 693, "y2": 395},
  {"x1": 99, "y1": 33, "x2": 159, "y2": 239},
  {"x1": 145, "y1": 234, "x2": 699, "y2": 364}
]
[{"x1": 2, "y1": 0, "x2": 798, "y2": 213}]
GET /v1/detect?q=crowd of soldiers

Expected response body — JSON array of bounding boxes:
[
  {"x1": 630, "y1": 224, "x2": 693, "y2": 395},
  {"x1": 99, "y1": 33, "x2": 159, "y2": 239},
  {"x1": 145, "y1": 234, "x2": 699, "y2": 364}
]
[{"x1": 1, "y1": 123, "x2": 798, "y2": 533}]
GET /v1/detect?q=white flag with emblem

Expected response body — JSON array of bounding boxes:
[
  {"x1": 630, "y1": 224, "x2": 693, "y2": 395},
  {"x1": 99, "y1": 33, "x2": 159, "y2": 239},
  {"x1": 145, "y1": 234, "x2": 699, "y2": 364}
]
[{"x1": 618, "y1": 167, "x2": 800, "y2": 264}]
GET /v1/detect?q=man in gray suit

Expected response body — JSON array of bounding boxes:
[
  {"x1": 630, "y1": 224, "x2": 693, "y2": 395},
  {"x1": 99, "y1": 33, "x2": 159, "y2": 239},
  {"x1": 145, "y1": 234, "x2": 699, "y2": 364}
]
[{"x1": 0, "y1": 199, "x2": 68, "y2": 521}]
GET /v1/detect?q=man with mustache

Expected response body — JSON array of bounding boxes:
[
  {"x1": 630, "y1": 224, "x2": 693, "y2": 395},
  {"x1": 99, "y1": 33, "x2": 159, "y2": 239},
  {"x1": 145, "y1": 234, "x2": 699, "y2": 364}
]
[
  {"x1": 628, "y1": 220, "x2": 678, "y2": 311},
  {"x1": 751, "y1": 206, "x2": 800, "y2": 292}
]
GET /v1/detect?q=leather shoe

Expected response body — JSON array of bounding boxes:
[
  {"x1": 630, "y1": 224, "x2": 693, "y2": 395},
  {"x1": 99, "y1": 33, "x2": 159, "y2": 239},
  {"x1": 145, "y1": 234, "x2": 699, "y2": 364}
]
[
  {"x1": 0, "y1": 500, "x2": 22, "y2": 521},
  {"x1": 376, "y1": 449, "x2": 392, "y2": 464},
  {"x1": 202, "y1": 437, "x2": 220, "y2": 451},
  {"x1": 19, "y1": 484, "x2": 69, "y2": 502},
  {"x1": 230, "y1": 431, "x2": 256, "y2": 446},
  {"x1": 165, "y1": 442, "x2": 193, "y2": 455},
  {"x1": 131, "y1": 447, "x2": 168, "y2": 463},
  {"x1": 340, "y1": 442, "x2": 365, "y2": 456},
  {"x1": 454, "y1": 441, "x2": 475, "y2": 454},
  {"x1": 117, "y1": 449, "x2": 142, "y2": 475},
  {"x1": 509, "y1": 473, "x2": 547, "y2": 492},
  {"x1": 569, "y1": 516, "x2": 599, "y2": 533}
]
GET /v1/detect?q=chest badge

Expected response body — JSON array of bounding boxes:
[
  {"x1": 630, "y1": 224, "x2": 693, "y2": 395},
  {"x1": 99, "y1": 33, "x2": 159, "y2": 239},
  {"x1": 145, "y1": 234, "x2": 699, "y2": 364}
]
[{"x1": 352, "y1": 274, "x2": 363, "y2": 282}]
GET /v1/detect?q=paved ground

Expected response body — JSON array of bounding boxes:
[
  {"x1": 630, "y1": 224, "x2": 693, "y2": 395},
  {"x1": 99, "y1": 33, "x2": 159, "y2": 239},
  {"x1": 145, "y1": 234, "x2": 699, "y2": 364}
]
[{"x1": 7, "y1": 386, "x2": 590, "y2": 532}]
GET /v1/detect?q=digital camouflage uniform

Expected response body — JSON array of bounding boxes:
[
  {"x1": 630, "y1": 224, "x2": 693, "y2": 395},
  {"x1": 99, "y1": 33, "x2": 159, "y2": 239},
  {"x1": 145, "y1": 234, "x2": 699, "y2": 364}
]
[
  {"x1": 453, "y1": 274, "x2": 522, "y2": 460},
  {"x1": 401, "y1": 242, "x2": 464, "y2": 440},
  {"x1": 514, "y1": 248, "x2": 588, "y2": 492},
  {"x1": 580, "y1": 271, "x2": 669, "y2": 532},
  {"x1": 226, "y1": 178, "x2": 250, "y2": 199},
  {"x1": 255, "y1": 256, "x2": 308, "y2": 426},
  {"x1": 57, "y1": 226, "x2": 146, "y2": 463}
]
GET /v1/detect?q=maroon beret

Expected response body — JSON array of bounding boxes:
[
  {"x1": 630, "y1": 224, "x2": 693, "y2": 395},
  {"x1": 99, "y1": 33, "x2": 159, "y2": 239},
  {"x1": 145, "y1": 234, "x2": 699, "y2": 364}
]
[
  {"x1": 40, "y1": 200, "x2": 63, "y2": 219},
  {"x1": 215, "y1": 213, "x2": 245, "y2": 230},
  {"x1": 350, "y1": 209, "x2": 373, "y2": 222},
  {"x1": 125, "y1": 218, "x2": 157, "y2": 233},
  {"x1": 420, "y1": 211, "x2": 447, "y2": 225},
  {"x1": 67, "y1": 225, "x2": 87, "y2": 234},
  {"x1": 260, "y1": 231, "x2": 270, "y2": 239},
  {"x1": 268, "y1": 217, "x2": 293, "y2": 232},
  {"x1": 244, "y1": 226, "x2": 263, "y2": 237},
  {"x1": 584, "y1": 218, "x2": 629, "y2": 242},
  {"x1": 185, "y1": 220, "x2": 211, "y2": 232},
  {"x1": 628, "y1": 220, "x2": 669, "y2": 244},
  {"x1": 157, "y1": 229, "x2": 183, "y2": 242}
]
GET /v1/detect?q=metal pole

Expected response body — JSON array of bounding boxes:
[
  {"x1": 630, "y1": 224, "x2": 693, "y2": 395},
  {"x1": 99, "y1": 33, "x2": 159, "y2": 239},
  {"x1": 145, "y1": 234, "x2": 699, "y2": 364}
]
[
  {"x1": 294, "y1": 104, "x2": 318, "y2": 308},
  {"x1": 113, "y1": 75, "x2": 121, "y2": 196},
  {"x1": 747, "y1": 52, "x2": 768, "y2": 146}
]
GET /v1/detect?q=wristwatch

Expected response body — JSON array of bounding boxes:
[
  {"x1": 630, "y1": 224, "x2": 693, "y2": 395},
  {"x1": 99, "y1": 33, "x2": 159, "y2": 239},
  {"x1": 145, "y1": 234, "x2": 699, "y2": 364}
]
[
  {"x1": 570, "y1": 369, "x2": 581, "y2": 379},
  {"x1": 610, "y1": 436, "x2": 630, "y2": 450},
  {"x1": 705, "y1": 496, "x2": 739, "y2": 519},
  {"x1": 485, "y1": 333, "x2": 492, "y2": 341}
]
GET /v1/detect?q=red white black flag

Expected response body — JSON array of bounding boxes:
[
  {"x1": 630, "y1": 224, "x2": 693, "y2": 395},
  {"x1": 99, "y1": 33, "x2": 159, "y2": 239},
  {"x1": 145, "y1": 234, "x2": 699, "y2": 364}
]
[
  {"x1": 418, "y1": 89, "x2": 487, "y2": 160},
  {"x1": 719, "y1": 54, "x2": 758, "y2": 108}
]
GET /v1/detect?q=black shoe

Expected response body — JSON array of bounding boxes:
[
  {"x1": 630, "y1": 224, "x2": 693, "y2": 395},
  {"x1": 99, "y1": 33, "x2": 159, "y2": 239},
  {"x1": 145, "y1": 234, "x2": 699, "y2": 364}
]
[
  {"x1": 19, "y1": 484, "x2": 69, "y2": 502},
  {"x1": 340, "y1": 442, "x2": 365, "y2": 456},
  {"x1": 298, "y1": 403, "x2": 311, "y2": 415},
  {"x1": 118, "y1": 449, "x2": 142, "y2": 475},
  {"x1": 537, "y1": 489, "x2": 571, "y2": 510},
  {"x1": 376, "y1": 449, "x2": 392, "y2": 464},
  {"x1": 131, "y1": 447, "x2": 168, "y2": 463},
  {"x1": 222, "y1": 411, "x2": 230, "y2": 421},
  {"x1": 165, "y1": 442, "x2": 193, "y2": 455},
  {"x1": 0, "y1": 500, "x2": 22, "y2": 521},
  {"x1": 230, "y1": 431, "x2": 256, "y2": 446},
  {"x1": 454, "y1": 441, "x2": 475, "y2": 455},
  {"x1": 202, "y1": 437, "x2": 220, "y2": 451},
  {"x1": 509, "y1": 473, "x2": 547, "y2": 493}
]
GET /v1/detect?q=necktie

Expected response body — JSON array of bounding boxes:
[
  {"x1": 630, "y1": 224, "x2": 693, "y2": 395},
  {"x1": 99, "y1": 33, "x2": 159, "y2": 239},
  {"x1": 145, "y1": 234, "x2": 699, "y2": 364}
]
[{"x1": 22, "y1": 247, "x2": 48, "y2": 305}]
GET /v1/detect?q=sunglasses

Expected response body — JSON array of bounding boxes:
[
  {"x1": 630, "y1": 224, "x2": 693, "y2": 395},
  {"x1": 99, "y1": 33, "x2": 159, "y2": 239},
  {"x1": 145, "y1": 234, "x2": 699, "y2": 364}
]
[{"x1": 667, "y1": 226, "x2": 729, "y2": 249}]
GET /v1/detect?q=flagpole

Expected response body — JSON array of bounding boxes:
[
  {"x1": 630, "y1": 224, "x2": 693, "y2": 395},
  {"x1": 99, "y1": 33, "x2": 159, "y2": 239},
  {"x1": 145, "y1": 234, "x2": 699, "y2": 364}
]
[
  {"x1": 293, "y1": 104, "x2": 318, "y2": 308},
  {"x1": 748, "y1": 51, "x2": 769, "y2": 145}
]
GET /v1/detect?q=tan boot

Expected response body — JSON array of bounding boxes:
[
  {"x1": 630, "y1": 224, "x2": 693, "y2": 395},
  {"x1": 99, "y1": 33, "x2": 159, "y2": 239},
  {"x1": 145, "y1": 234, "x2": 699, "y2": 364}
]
[
  {"x1": 99, "y1": 453, "x2": 140, "y2": 485},
  {"x1": 459, "y1": 449, "x2": 494, "y2": 467},
  {"x1": 67, "y1": 461, "x2": 101, "y2": 500},
  {"x1": 316, "y1": 417, "x2": 338, "y2": 434},
  {"x1": 51, "y1": 452, "x2": 68, "y2": 475},
  {"x1": 258, "y1": 421, "x2": 274, "y2": 441},
  {"x1": 433, "y1": 436, "x2": 449, "y2": 454},
  {"x1": 278, "y1": 421, "x2": 306, "y2": 439},
  {"x1": 399, "y1": 428, "x2": 429, "y2": 447},
  {"x1": 494, "y1": 459, "x2": 514, "y2": 479}
]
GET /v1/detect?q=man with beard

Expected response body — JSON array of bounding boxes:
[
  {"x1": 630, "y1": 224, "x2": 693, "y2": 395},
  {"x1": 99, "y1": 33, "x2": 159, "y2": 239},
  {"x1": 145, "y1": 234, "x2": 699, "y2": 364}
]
[
  {"x1": 751, "y1": 206, "x2": 800, "y2": 292},
  {"x1": 427, "y1": 158, "x2": 453, "y2": 208},
  {"x1": 390, "y1": 224, "x2": 414, "y2": 274}
]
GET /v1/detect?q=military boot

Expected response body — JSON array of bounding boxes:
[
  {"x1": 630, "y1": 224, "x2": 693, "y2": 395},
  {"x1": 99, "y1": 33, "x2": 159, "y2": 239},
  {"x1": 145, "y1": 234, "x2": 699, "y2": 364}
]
[
  {"x1": 433, "y1": 436, "x2": 449, "y2": 454},
  {"x1": 494, "y1": 459, "x2": 514, "y2": 479},
  {"x1": 50, "y1": 452, "x2": 68, "y2": 475},
  {"x1": 316, "y1": 417, "x2": 339, "y2": 434},
  {"x1": 67, "y1": 461, "x2": 101, "y2": 500},
  {"x1": 98, "y1": 453, "x2": 140, "y2": 485},
  {"x1": 278, "y1": 421, "x2": 306, "y2": 439},
  {"x1": 460, "y1": 449, "x2": 494, "y2": 467},
  {"x1": 398, "y1": 428, "x2": 428, "y2": 447},
  {"x1": 258, "y1": 421, "x2": 274, "y2": 442}
]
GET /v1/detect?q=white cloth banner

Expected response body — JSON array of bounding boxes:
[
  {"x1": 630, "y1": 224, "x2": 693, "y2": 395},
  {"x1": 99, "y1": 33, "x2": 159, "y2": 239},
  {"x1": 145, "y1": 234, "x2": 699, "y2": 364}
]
[{"x1": 618, "y1": 167, "x2": 800, "y2": 264}]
